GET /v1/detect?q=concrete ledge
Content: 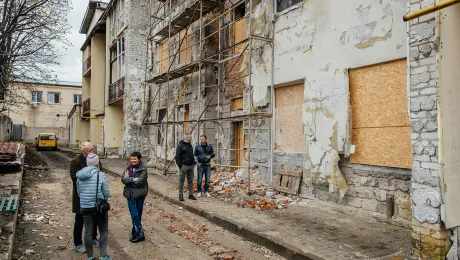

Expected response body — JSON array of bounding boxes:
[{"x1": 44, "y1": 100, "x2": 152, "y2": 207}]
[{"x1": 103, "y1": 166, "x2": 321, "y2": 260}]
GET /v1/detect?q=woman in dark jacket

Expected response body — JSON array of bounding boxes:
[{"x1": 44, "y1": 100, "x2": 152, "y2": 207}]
[{"x1": 121, "y1": 152, "x2": 148, "y2": 243}]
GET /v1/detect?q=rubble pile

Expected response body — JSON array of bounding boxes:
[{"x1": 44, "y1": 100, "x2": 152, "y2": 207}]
[{"x1": 185, "y1": 166, "x2": 296, "y2": 211}]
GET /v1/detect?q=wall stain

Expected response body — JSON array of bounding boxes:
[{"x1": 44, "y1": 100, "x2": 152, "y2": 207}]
[{"x1": 355, "y1": 30, "x2": 392, "y2": 49}]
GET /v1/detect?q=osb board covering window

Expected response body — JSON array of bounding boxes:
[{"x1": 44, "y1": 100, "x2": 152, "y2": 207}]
[
  {"x1": 349, "y1": 59, "x2": 413, "y2": 169},
  {"x1": 179, "y1": 29, "x2": 192, "y2": 65},
  {"x1": 232, "y1": 97, "x2": 243, "y2": 111},
  {"x1": 275, "y1": 83, "x2": 306, "y2": 153},
  {"x1": 160, "y1": 41, "x2": 169, "y2": 73},
  {"x1": 234, "y1": 18, "x2": 246, "y2": 53}
]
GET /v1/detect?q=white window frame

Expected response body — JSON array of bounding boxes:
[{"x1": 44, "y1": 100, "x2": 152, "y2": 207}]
[
  {"x1": 111, "y1": 0, "x2": 126, "y2": 41},
  {"x1": 31, "y1": 91, "x2": 43, "y2": 103},
  {"x1": 47, "y1": 92, "x2": 61, "y2": 104},
  {"x1": 117, "y1": 36, "x2": 126, "y2": 80},
  {"x1": 73, "y1": 94, "x2": 82, "y2": 105}
]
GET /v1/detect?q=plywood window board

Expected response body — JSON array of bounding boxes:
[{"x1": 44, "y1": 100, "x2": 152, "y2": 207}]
[
  {"x1": 232, "y1": 97, "x2": 244, "y2": 111},
  {"x1": 233, "y1": 17, "x2": 247, "y2": 54},
  {"x1": 275, "y1": 83, "x2": 307, "y2": 153},
  {"x1": 179, "y1": 29, "x2": 192, "y2": 65},
  {"x1": 183, "y1": 104, "x2": 190, "y2": 134},
  {"x1": 160, "y1": 40, "x2": 169, "y2": 73},
  {"x1": 349, "y1": 59, "x2": 413, "y2": 169},
  {"x1": 234, "y1": 122, "x2": 244, "y2": 166}
]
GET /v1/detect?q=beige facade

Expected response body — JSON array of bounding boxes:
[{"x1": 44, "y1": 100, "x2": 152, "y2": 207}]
[
  {"x1": 70, "y1": 0, "x2": 126, "y2": 157},
  {"x1": 8, "y1": 82, "x2": 82, "y2": 128}
]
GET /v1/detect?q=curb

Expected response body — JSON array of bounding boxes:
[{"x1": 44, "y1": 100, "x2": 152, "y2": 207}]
[{"x1": 103, "y1": 166, "x2": 323, "y2": 260}]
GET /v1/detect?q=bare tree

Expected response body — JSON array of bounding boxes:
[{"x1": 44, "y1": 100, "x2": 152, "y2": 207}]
[{"x1": 0, "y1": 0, "x2": 72, "y2": 114}]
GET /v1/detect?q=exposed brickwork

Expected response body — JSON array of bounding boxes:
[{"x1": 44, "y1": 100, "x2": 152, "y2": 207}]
[
  {"x1": 408, "y1": 0, "x2": 450, "y2": 258},
  {"x1": 225, "y1": 57, "x2": 245, "y2": 98}
]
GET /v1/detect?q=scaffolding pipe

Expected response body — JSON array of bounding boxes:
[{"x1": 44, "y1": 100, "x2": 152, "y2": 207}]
[
  {"x1": 247, "y1": 0, "x2": 253, "y2": 196},
  {"x1": 167, "y1": 64, "x2": 198, "y2": 120},
  {"x1": 403, "y1": 0, "x2": 460, "y2": 21},
  {"x1": 216, "y1": 5, "x2": 223, "y2": 164}
]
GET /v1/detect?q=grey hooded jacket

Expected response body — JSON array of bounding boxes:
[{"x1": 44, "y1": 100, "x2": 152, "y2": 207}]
[{"x1": 76, "y1": 166, "x2": 110, "y2": 209}]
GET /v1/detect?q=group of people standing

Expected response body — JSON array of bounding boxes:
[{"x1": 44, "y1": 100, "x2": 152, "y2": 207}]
[
  {"x1": 69, "y1": 142, "x2": 149, "y2": 260},
  {"x1": 67, "y1": 134, "x2": 216, "y2": 259}
]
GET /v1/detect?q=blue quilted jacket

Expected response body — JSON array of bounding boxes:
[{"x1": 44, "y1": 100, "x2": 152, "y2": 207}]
[{"x1": 76, "y1": 166, "x2": 110, "y2": 209}]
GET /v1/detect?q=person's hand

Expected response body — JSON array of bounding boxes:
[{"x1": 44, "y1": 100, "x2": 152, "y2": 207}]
[
  {"x1": 123, "y1": 171, "x2": 129, "y2": 179},
  {"x1": 205, "y1": 155, "x2": 211, "y2": 160},
  {"x1": 197, "y1": 163, "x2": 201, "y2": 167},
  {"x1": 133, "y1": 178, "x2": 139, "y2": 183}
]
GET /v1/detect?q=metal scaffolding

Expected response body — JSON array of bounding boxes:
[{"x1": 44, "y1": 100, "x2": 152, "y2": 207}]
[{"x1": 144, "y1": 0, "x2": 273, "y2": 194}]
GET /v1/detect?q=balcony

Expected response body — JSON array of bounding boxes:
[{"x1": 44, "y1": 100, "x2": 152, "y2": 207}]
[
  {"x1": 82, "y1": 98, "x2": 91, "y2": 115},
  {"x1": 108, "y1": 77, "x2": 125, "y2": 106},
  {"x1": 83, "y1": 56, "x2": 91, "y2": 77}
]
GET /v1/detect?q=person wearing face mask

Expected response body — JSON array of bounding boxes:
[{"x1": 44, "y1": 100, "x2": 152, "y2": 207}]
[
  {"x1": 121, "y1": 151, "x2": 148, "y2": 243},
  {"x1": 69, "y1": 142, "x2": 102, "y2": 253}
]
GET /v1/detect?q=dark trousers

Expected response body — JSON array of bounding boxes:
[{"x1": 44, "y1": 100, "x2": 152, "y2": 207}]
[
  {"x1": 179, "y1": 164, "x2": 194, "y2": 196},
  {"x1": 127, "y1": 196, "x2": 146, "y2": 239},
  {"x1": 74, "y1": 212, "x2": 97, "y2": 246},
  {"x1": 82, "y1": 209, "x2": 108, "y2": 258},
  {"x1": 197, "y1": 165, "x2": 211, "y2": 193}
]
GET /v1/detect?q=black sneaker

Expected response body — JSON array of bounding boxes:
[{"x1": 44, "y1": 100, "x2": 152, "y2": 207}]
[
  {"x1": 130, "y1": 236, "x2": 145, "y2": 243},
  {"x1": 179, "y1": 195, "x2": 184, "y2": 201},
  {"x1": 189, "y1": 195, "x2": 197, "y2": 200}
]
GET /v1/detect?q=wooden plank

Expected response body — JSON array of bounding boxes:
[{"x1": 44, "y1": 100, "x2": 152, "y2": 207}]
[
  {"x1": 349, "y1": 59, "x2": 409, "y2": 128},
  {"x1": 281, "y1": 175, "x2": 289, "y2": 189},
  {"x1": 232, "y1": 97, "x2": 243, "y2": 111},
  {"x1": 234, "y1": 18, "x2": 246, "y2": 53},
  {"x1": 274, "y1": 185, "x2": 297, "y2": 195},
  {"x1": 350, "y1": 127, "x2": 413, "y2": 169},
  {"x1": 160, "y1": 40, "x2": 169, "y2": 73},
  {"x1": 280, "y1": 170, "x2": 302, "y2": 178},
  {"x1": 294, "y1": 176, "x2": 301, "y2": 196},
  {"x1": 349, "y1": 59, "x2": 413, "y2": 169},
  {"x1": 275, "y1": 84, "x2": 307, "y2": 153}
]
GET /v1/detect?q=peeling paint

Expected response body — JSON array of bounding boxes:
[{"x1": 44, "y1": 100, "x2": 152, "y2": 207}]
[{"x1": 355, "y1": 30, "x2": 392, "y2": 49}]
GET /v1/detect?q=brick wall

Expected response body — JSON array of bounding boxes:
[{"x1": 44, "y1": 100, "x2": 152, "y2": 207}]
[{"x1": 407, "y1": 0, "x2": 450, "y2": 258}]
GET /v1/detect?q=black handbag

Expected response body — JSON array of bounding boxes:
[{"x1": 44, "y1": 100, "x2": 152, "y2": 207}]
[{"x1": 95, "y1": 170, "x2": 110, "y2": 215}]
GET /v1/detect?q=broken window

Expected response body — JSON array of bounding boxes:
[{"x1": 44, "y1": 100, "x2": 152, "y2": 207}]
[
  {"x1": 274, "y1": 83, "x2": 306, "y2": 153},
  {"x1": 157, "y1": 108, "x2": 167, "y2": 145},
  {"x1": 276, "y1": 0, "x2": 302, "y2": 13},
  {"x1": 349, "y1": 59, "x2": 413, "y2": 168},
  {"x1": 235, "y1": 3, "x2": 246, "y2": 20}
]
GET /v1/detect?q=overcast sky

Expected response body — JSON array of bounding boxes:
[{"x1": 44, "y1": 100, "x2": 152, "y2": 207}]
[{"x1": 52, "y1": 0, "x2": 109, "y2": 83}]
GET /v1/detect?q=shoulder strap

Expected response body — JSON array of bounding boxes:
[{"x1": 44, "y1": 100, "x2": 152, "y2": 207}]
[{"x1": 95, "y1": 169, "x2": 99, "y2": 202}]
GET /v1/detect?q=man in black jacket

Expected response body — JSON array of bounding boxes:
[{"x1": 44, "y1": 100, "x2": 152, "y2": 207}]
[
  {"x1": 175, "y1": 135, "x2": 197, "y2": 201},
  {"x1": 69, "y1": 142, "x2": 100, "y2": 253}
]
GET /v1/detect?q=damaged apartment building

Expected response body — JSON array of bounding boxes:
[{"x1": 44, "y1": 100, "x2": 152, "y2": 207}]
[
  {"x1": 72, "y1": 0, "x2": 460, "y2": 258},
  {"x1": 143, "y1": 0, "x2": 413, "y2": 233}
]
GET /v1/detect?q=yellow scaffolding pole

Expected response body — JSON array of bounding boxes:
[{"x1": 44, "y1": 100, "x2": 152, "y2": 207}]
[{"x1": 403, "y1": 0, "x2": 460, "y2": 21}]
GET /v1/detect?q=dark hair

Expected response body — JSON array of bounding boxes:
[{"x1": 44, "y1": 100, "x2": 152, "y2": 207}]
[
  {"x1": 130, "y1": 151, "x2": 142, "y2": 159},
  {"x1": 200, "y1": 135, "x2": 207, "y2": 139}
]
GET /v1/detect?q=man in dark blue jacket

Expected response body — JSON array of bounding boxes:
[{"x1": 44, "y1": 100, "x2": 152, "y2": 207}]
[{"x1": 194, "y1": 135, "x2": 215, "y2": 198}]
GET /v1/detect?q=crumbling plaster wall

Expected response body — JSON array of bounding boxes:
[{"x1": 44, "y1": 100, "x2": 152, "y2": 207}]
[
  {"x1": 124, "y1": 0, "x2": 149, "y2": 155},
  {"x1": 249, "y1": 0, "x2": 408, "y2": 198}
]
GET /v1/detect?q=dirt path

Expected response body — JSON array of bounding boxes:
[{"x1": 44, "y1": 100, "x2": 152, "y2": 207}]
[{"x1": 13, "y1": 148, "x2": 285, "y2": 260}]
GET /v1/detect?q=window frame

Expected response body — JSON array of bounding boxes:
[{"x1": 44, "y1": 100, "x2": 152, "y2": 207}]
[
  {"x1": 275, "y1": 0, "x2": 303, "y2": 13},
  {"x1": 31, "y1": 91, "x2": 43, "y2": 104},
  {"x1": 47, "y1": 92, "x2": 61, "y2": 105},
  {"x1": 73, "y1": 94, "x2": 82, "y2": 105}
]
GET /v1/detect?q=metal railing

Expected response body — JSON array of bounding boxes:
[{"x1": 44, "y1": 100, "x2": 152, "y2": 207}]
[
  {"x1": 108, "y1": 77, "x2": 125, "y2": 103},
  {"x1": 83, "y1": 55, "x2": 92, "y2": 75},
  {"x1": 82, "y1": 98, "x2": 91, "y2": 114}
]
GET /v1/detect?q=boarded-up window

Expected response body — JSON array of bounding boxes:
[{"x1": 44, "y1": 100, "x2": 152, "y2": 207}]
[
  {"x1": 232, "y1": 97, "x2": 243, "y2": 111},
  {"x1": 349, "y1": 59, "x2": 413, "y2": 169},
  {"x1": 275, "y1": 83, "x2": 306, "y2": 153},
  {"x1": 233, "y1": 3, "x2": 246, "y2": 54},
  {"x1": 160, "y1": 40, "x2": 169, "y2": 73},
  {"x1": 157, "y1": 108, "x2": 167, "y2": 145},
  {"x1": 179, "y1": 29, "x2": 192, "y2": 65}
]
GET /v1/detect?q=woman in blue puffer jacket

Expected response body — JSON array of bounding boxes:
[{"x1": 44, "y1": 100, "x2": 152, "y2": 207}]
[{"x1": 76, "y1": 154, "x2": 111, "y2": 260}]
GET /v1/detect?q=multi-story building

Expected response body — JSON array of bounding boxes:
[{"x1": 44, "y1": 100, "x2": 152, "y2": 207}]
[
  {"x1": 72, "y1": 0, "x2": 148, "y2": 157},
  {"x1": 78, "y1": 1, "x2": 108, "y2": 154},
  {"x1": 7, "y1": 81, "x2": 82, "y2": 145}
]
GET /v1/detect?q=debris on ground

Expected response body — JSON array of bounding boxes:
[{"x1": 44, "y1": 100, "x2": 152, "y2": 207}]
[{"x1": 184, "y1": 166, "x2": 298, "y2": 211}]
